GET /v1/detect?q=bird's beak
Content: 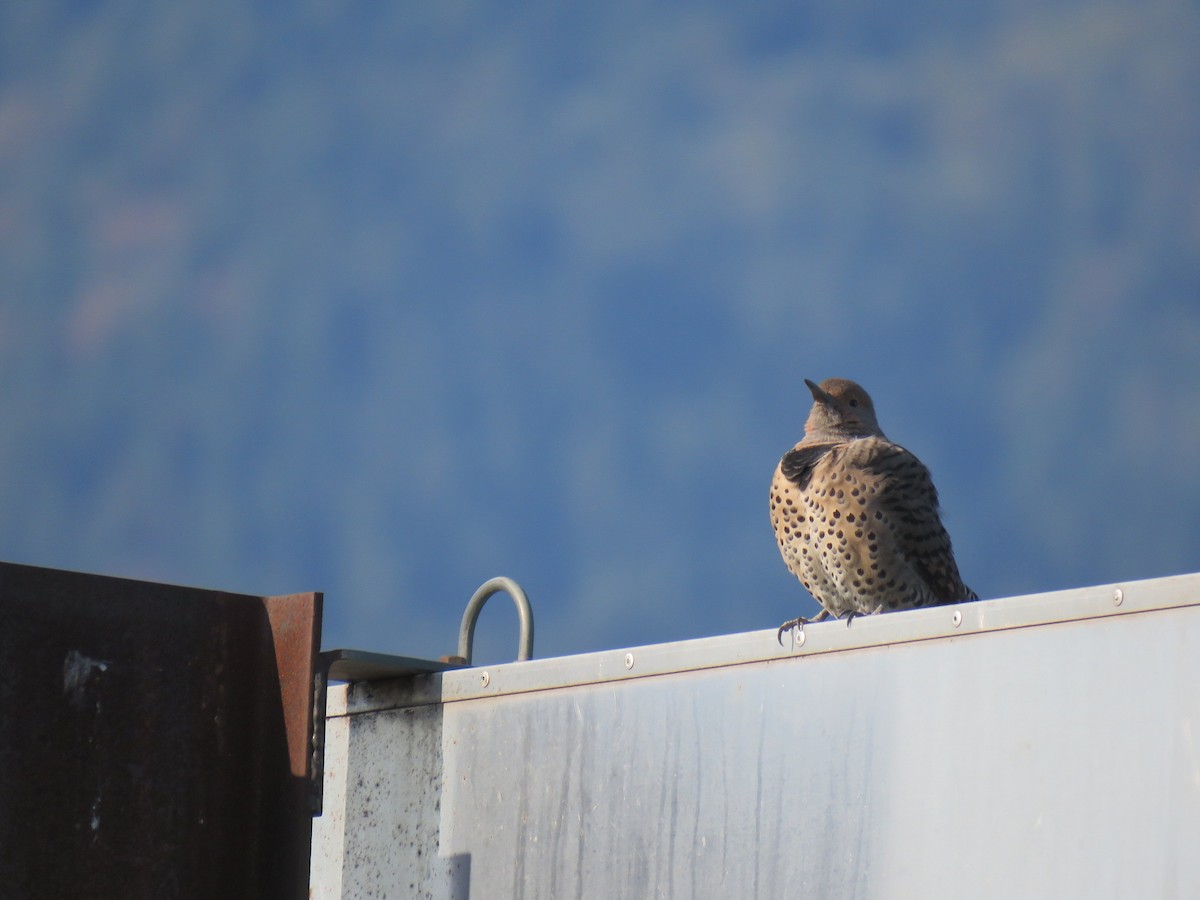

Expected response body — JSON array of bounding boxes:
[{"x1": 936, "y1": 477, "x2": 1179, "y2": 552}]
[{"x1": 805, "y1": 379, "x2": 832, "y2": 405}]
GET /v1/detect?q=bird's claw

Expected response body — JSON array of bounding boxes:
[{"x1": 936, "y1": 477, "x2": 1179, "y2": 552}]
[
  {"x1": 776, "y1": 609, "x2": 831, "y2": 645},
  {"x1": 776, "y1": 616, "x2": 809, "y2": 645}
]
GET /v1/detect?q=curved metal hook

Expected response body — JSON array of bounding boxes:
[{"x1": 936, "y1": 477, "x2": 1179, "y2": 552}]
[{"x1": 456, "y1": 576, "x2": 534, "y2": 665}]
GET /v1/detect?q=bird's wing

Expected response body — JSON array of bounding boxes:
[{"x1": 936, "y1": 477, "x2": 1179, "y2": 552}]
[
  {"x1": 854, "y1": 439, "x2": 976, "y2": 603},
  {"x1": 779, "y1": 443, "x2": 834, "y2": 490}
]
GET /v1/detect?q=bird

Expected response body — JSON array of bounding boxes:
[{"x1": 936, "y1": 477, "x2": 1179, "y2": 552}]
[{"x1": 771, "y1": 377, "x2": 977, "y2": 642}]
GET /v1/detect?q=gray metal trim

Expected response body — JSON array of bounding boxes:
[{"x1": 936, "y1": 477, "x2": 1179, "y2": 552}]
[{"x1": 329, "y1": 571, "x2": 1200, "y2": 717}]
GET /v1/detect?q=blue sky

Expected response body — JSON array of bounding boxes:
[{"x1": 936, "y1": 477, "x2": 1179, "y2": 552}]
[{"x1": 2, "y1": 0, "x2": 1199, "y2": 665}]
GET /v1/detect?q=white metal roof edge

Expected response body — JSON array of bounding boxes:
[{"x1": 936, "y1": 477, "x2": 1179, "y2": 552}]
[{"x1": 327, "y1": 570, "x2": 1200, "y2": 717}]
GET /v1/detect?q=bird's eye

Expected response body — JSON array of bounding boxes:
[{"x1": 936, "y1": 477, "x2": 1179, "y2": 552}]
[{"x1": 848, "y1": 399, "x2": 858, "y2": 407}]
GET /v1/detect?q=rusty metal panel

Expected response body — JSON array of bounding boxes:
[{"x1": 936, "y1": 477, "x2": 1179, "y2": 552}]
[{"x1": 0, "y1": 561, "x2": 321, "y2": 899}]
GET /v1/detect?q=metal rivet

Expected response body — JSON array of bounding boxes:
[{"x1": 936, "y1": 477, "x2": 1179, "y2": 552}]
[
  {"x1": 480, "y1": 670, "x2": 490, "y2": 687},
  {"x1": 952, "y1": 610, "x2": 962, "y2": 627},
  {"x1": 624, "y1": 653, "x2": 634, "y2": 670},
  {"x1": 1113, "y1": 589, "x2": 1123, "y2": 607},
  {"x1": 795, "y1": 629, "x2": 806, "y2": 648}
]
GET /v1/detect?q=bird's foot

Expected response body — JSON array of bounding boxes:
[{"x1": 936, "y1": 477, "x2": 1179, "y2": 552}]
[
  {"x1": 776, "y1": 617, "x2": 806, "y2": 644},
  {"x1": 776, "y1": 609, "x2": 831, "y2": 645}
]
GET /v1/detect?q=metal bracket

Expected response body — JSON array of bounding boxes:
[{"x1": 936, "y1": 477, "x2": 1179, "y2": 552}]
[{"x1": 455, "y1": 576, "x2": 534, "y2": 665}]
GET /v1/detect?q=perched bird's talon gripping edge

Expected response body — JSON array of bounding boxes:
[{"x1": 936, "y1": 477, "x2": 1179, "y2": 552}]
[
  {"x1": 776, "y1": 617, "x2": 805, "y2": 645},
  {"x1": 771, "y1": 377, "x2": 977, "y2": 630},
  {"x1": 776, "y1": 608, "x2": 828, "y2": 646}
]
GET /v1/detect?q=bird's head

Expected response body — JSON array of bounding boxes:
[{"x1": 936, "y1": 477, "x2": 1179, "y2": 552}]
[{"x1": 803, "y1": 377, "x2": 886, "y2": 441}]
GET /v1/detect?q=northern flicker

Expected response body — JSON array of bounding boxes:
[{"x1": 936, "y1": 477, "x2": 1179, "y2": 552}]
[{"x1": 772, "y1": 377, "x2": 977, "y2": 640}]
